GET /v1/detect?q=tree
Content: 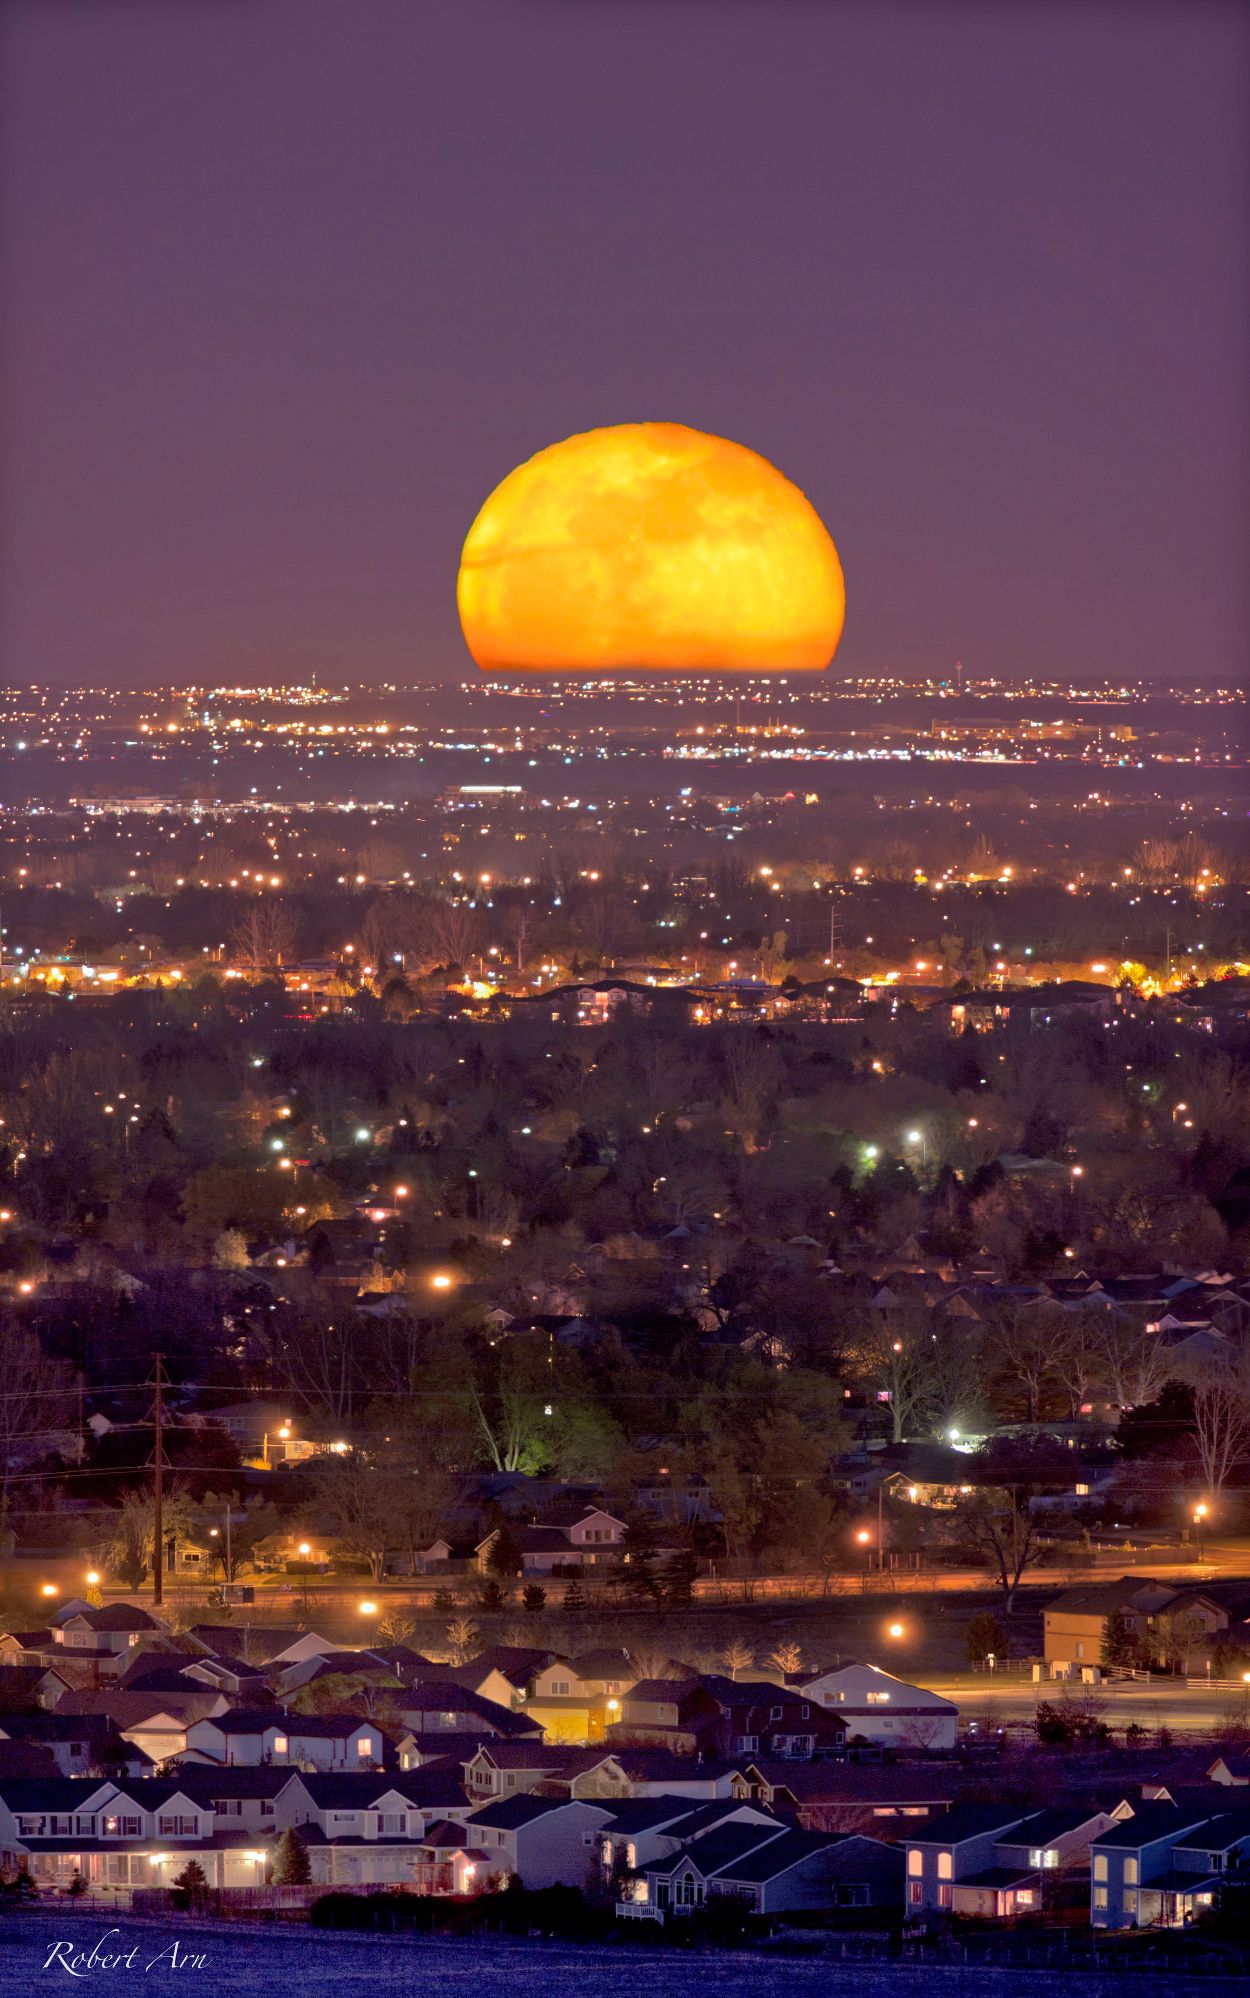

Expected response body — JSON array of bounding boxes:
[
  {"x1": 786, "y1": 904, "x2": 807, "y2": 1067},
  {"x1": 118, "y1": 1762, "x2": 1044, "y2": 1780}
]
[
  {"x1": 488, "y1": 1525, "x2": 525, "y2": 1579},
  {"x1": 720, "y1": 1639, "x2": 754, "y2": 1681},
  {"x1": 0, "y1": 1322, "x2": 77, "y2": 1507},
  {"x1": 522, "y1": 1584, "x2": 546, "y2": 1614},
  {"x1": 270, "y1": 1827, "x2": 311, "y2": 1886},
  {"x1": 1101, "y1": 1610, "x2": 1144, "y2": 1671},
  {"x1": 965, "y1": 1612, "x2": 1007, "y2": 1669},
  {"x1": 231, "y1": 899, "x2": 297, "y2": 972},
  {"x1": 172, "y1": 1858, "x2": 210, "y2": 1908},
  {"x1": 106, "y1": 1486, "x2": 195, "y2": 1591},
  {"x1": 952, "y1": 1487, "x2": 1045, "y2": 1610},
  {"x1": 446, "y1": 1615, "x2": 479, "y2": 1665},
  {"x1": 768, "y1": 1640, "x2": 803, "y2": 1677},
  {"x1": 1191, "y1": 1368, "x2": 1250, "y2": 1499},
  {"x1": 310, "y1": 1452, "x2": 396, "y2": 1581}
]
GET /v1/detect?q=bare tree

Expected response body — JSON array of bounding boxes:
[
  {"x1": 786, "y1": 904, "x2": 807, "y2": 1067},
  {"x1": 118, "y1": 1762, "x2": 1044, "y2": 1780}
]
[
  {"x1": 1191, "y1": 1365, "x2": 1250, "y2": 1498},
  {"x1": 428, "y1": 900, "x2": 479, "y2": 972},
  {"x1": 0, "y1": 1322, "x2": 78, "y2": 1506},
  {"x1": 952, "y1": 1487, "x2": 1044, "y2": 1611},
  {"x1": 231, "y1": 899, "x2": 297, "y2": 971}
]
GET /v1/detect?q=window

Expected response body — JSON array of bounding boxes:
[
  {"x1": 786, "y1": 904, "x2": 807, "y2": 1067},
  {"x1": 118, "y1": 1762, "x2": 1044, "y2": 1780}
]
[
  {"x1": 908, "y1": 1882, "x2": 922, "y2": 1906},
  {"x1": 550, "y1": 1681, "x2": 571, "y2": 1696},
  {"x1": 158, "y1": 1816, "x2": 197, "y2": 1836},
  {"x1": 1123, "y1": 1858, "x2": 1138, "y2": 1885},
  {"x1": 215, "y1": 1800, "x2": 243, "y2": 1818},
  {"x1": 769, "y1": 1707, "x2": 783, "y2": 1721},
  {"x1": 1093, "y1": 1887, "x2": 1108, "y2": 1910},
  {"x1": 1015, "y1": 1890, "x2": 1034, "y2": 1908},
  {"x1": 800, "y1": 1705, "x2": 809, "y2": 1719},
  {"x1": 357, "y1": 1737, "x2": 374, "y2": 1758},
  {"x1": 736, "y1": 1736, "x2": 758, "y2": 1754},
  {"x1": 1123, "y1": 1891, "x2": 1137, "y2": 1915},
  {"x1": 937, "y1": 1885, "x2": 952, "y2": 1909},
  {"x1": 273, "y1": 1735, "x2": 289, "y2": 1755},
  {"x1": 866, "y1": 1691, "x2": 891, "y2": 1705},
  {"x1": 1075, "y1": 1642, "x2": 1085, "y2": 1659},
  {"x1": 937, "y1": 1853, "x2": 952, "y2": 1880},
  {"x1": 1093, "y1": 1855, "x2": 1108, "y2": 1882},
  {"x1": 907, "y1": 1851, "x2": 922, "y2": 1877}
]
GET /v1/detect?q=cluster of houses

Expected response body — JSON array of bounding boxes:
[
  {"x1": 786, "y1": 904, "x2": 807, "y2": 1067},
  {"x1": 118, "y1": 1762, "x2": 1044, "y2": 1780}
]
[{"x1": 0, "y1": 1592, "x2": 1246, "y2": 1932}]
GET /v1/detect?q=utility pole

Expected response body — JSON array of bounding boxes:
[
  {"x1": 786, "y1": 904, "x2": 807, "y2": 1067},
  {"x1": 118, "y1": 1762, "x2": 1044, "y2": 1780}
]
[
  {"x1": 150, "y1": 1354, "x2": 166, "y2": 1609},
  {"x1": 828, "y1": 900, "x2": 841, "y2": 962}
]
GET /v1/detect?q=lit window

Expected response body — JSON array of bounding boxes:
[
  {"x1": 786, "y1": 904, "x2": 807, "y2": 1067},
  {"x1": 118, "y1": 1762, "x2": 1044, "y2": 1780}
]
[
  {"x1": 907, "y1": 1851, "x2": 922, "y2": 1876},
  {"x1": 1093, "y1": 1855, "x2": 1108, "y2": 1881},
  {"x1": 1094, "y1": 1887, "x2": 1108, "y2": 1909},
  {"x1": 937, "y1": 1853, "x2": 952, "y2": 1880},
  {"x1": 273, "y1": 1735, "x2": 289, "y2": 1755},
  {"x1": 1123, "y1": 1858, "x2": 1138, "y2": 1885}
]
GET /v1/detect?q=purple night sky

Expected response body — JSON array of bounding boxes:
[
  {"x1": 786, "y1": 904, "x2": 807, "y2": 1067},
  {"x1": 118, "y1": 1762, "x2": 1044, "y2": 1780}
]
[{"x1": 2, "y1": 0, "x2": 1247, "y2": 688}]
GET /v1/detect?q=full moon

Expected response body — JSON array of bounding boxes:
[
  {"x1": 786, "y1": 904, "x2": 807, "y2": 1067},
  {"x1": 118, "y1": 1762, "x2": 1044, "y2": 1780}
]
[{"x1": 457, "y1": 423, "x2": 844, "y2": 673}]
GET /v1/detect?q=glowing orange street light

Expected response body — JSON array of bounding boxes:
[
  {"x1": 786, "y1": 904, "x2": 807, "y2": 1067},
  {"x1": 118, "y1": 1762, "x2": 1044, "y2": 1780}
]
[
  {"x1": 358, "y1": 1600, "x2": 378, "y2": 1617},
  {"x1": 40, "y1": 1583, "x2": 59, "y2": 1598},
  {"x1": 887, "y1": 1622, "x2": 905, "y2": 1640},
  {"x1": 430, "y1": 1272, "x2": 454, "y2": 1291}
]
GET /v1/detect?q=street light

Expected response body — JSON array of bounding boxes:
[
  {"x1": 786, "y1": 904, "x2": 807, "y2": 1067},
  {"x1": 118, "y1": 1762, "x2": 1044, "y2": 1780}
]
[
  {"x1": 1194, "y1": 1503, "x2": 1208, "y2": 1562},
  {"x1": 358, "y1": 1599, "x2": 378, "y2": 1618},
  {"x1": 85, "y1": 1571, "x2": 100, "y2": 1588},
  {"x1": 905, "y1": 1128, "x2": 927, "y2": 1169},
  {"x1": 40, "y1": 1583, "x2": 59, "y2": 1599},
  {"x1": 855, "y1": 1528, "x2": 872, "y2": 1590},
  {"x1": 887, "y1": 1622, "x2": 905, "y2": 1640}
]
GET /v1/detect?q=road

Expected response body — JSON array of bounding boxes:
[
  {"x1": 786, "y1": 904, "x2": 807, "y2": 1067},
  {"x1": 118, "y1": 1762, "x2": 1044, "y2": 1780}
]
[{"x1": 927, "y1": 1667, "x2": 1250, "y2": 1737}]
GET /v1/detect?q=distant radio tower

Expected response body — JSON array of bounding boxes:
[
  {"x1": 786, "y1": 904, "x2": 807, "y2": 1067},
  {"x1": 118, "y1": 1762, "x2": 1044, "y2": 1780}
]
[{"x1": 954, "y1": 659, "x2": 964, "y2": 695}]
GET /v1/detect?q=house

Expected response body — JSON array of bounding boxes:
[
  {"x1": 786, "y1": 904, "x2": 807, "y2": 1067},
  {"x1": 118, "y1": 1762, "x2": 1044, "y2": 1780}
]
[
  {"x1": 412, "y1": 1818, "x2": 497, "y2": 1896},
  {"x1": 461, "y1": 1742, "x2": 631, "y2": 1804},
  {"x1": 904, "y1": 1805, "x2": 1034, "y2": 1915},
  {"x1": 625, "y1": 1815, "x2": 895, "y2": 1921},
  {"x1": 51, "y1": 1607, "x2": 166, "y2": 1678},
  {"x1": 1209, "y1": 1754, "x2": 1250, "y2": 1787},
  {"x1": 55, "y1": 1687, "x2": 228, "y2": 1766},
  {"x1": 182, "y1": 1708, "x2": 384, "y2": 1770},
  {"x1": 461, "y1": 1742, "x2": 573, "y2": 1801},
  {"x1": 1043, "y1": 1578, "x2": 1228, "y2": 1675},
  {"x1": 520, "y1": 1649, "x2": 649, "y2": 1745},
  {"x1": 907, "y1": 1804, "x2": 1131, "y2": 1920},
  {"x1": 609, "y1": 1749, "x2": 735, "y2": 1799},
  {"x1": 396, "y1": 1681, "x2": 542, "y2": 1754},
  {"x1": 273, "y1": 1771, "x2": 462, "y2": 1886},
  {"x1": 608, "y1": 1677, "x2": 722, "y2": 1751},
  {"x1": 0, "y1": 1714, "x2": 152, "y2": 1780},
  {"x1": 794, "y1": 1663, "x2": 959, "y2": 1750},
  {"x1": 443, "y1": 1646, "x2": 558, "y2": 1714},
  {"x1": 461, "y1": 1793, "x2": 616, "y2": 1889},
  {"x1": 600, "y1": 1796, "x2": 776, "y2": 1881},
  {"x1": 170, "y1": 1765, "x2": 291, "y2": 1837},
  {"x1": 0, "y1": 1775, "x2": 270, "y2": 1899},
  {"x1": 0, "y1": 1662, "x2": 73, "y2": 1709},
  {"x1": 1089, "y1": 1805, "x2": 1231, "y2": 1929},
  {"x1": 729, "y1": 1760, "x2": 957, "y2": 1831}
]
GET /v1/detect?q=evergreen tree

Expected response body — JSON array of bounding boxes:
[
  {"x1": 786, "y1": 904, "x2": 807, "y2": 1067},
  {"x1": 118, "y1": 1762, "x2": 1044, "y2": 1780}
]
[{"x1": 271, "y1": 1827, "x2": 311, "y2": 1886}]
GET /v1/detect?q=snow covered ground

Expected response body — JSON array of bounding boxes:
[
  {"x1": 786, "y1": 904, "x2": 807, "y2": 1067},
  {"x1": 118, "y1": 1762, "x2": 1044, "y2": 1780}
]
[{"x1": 2, "y1": 1911, "x2": 1243, "y2": 1998}]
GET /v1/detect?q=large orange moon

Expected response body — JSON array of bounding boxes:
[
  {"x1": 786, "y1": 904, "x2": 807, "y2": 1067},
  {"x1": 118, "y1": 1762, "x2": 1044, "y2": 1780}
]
[{"x1": 457, "y1": 423, "x2": 844, "y2": 673}]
